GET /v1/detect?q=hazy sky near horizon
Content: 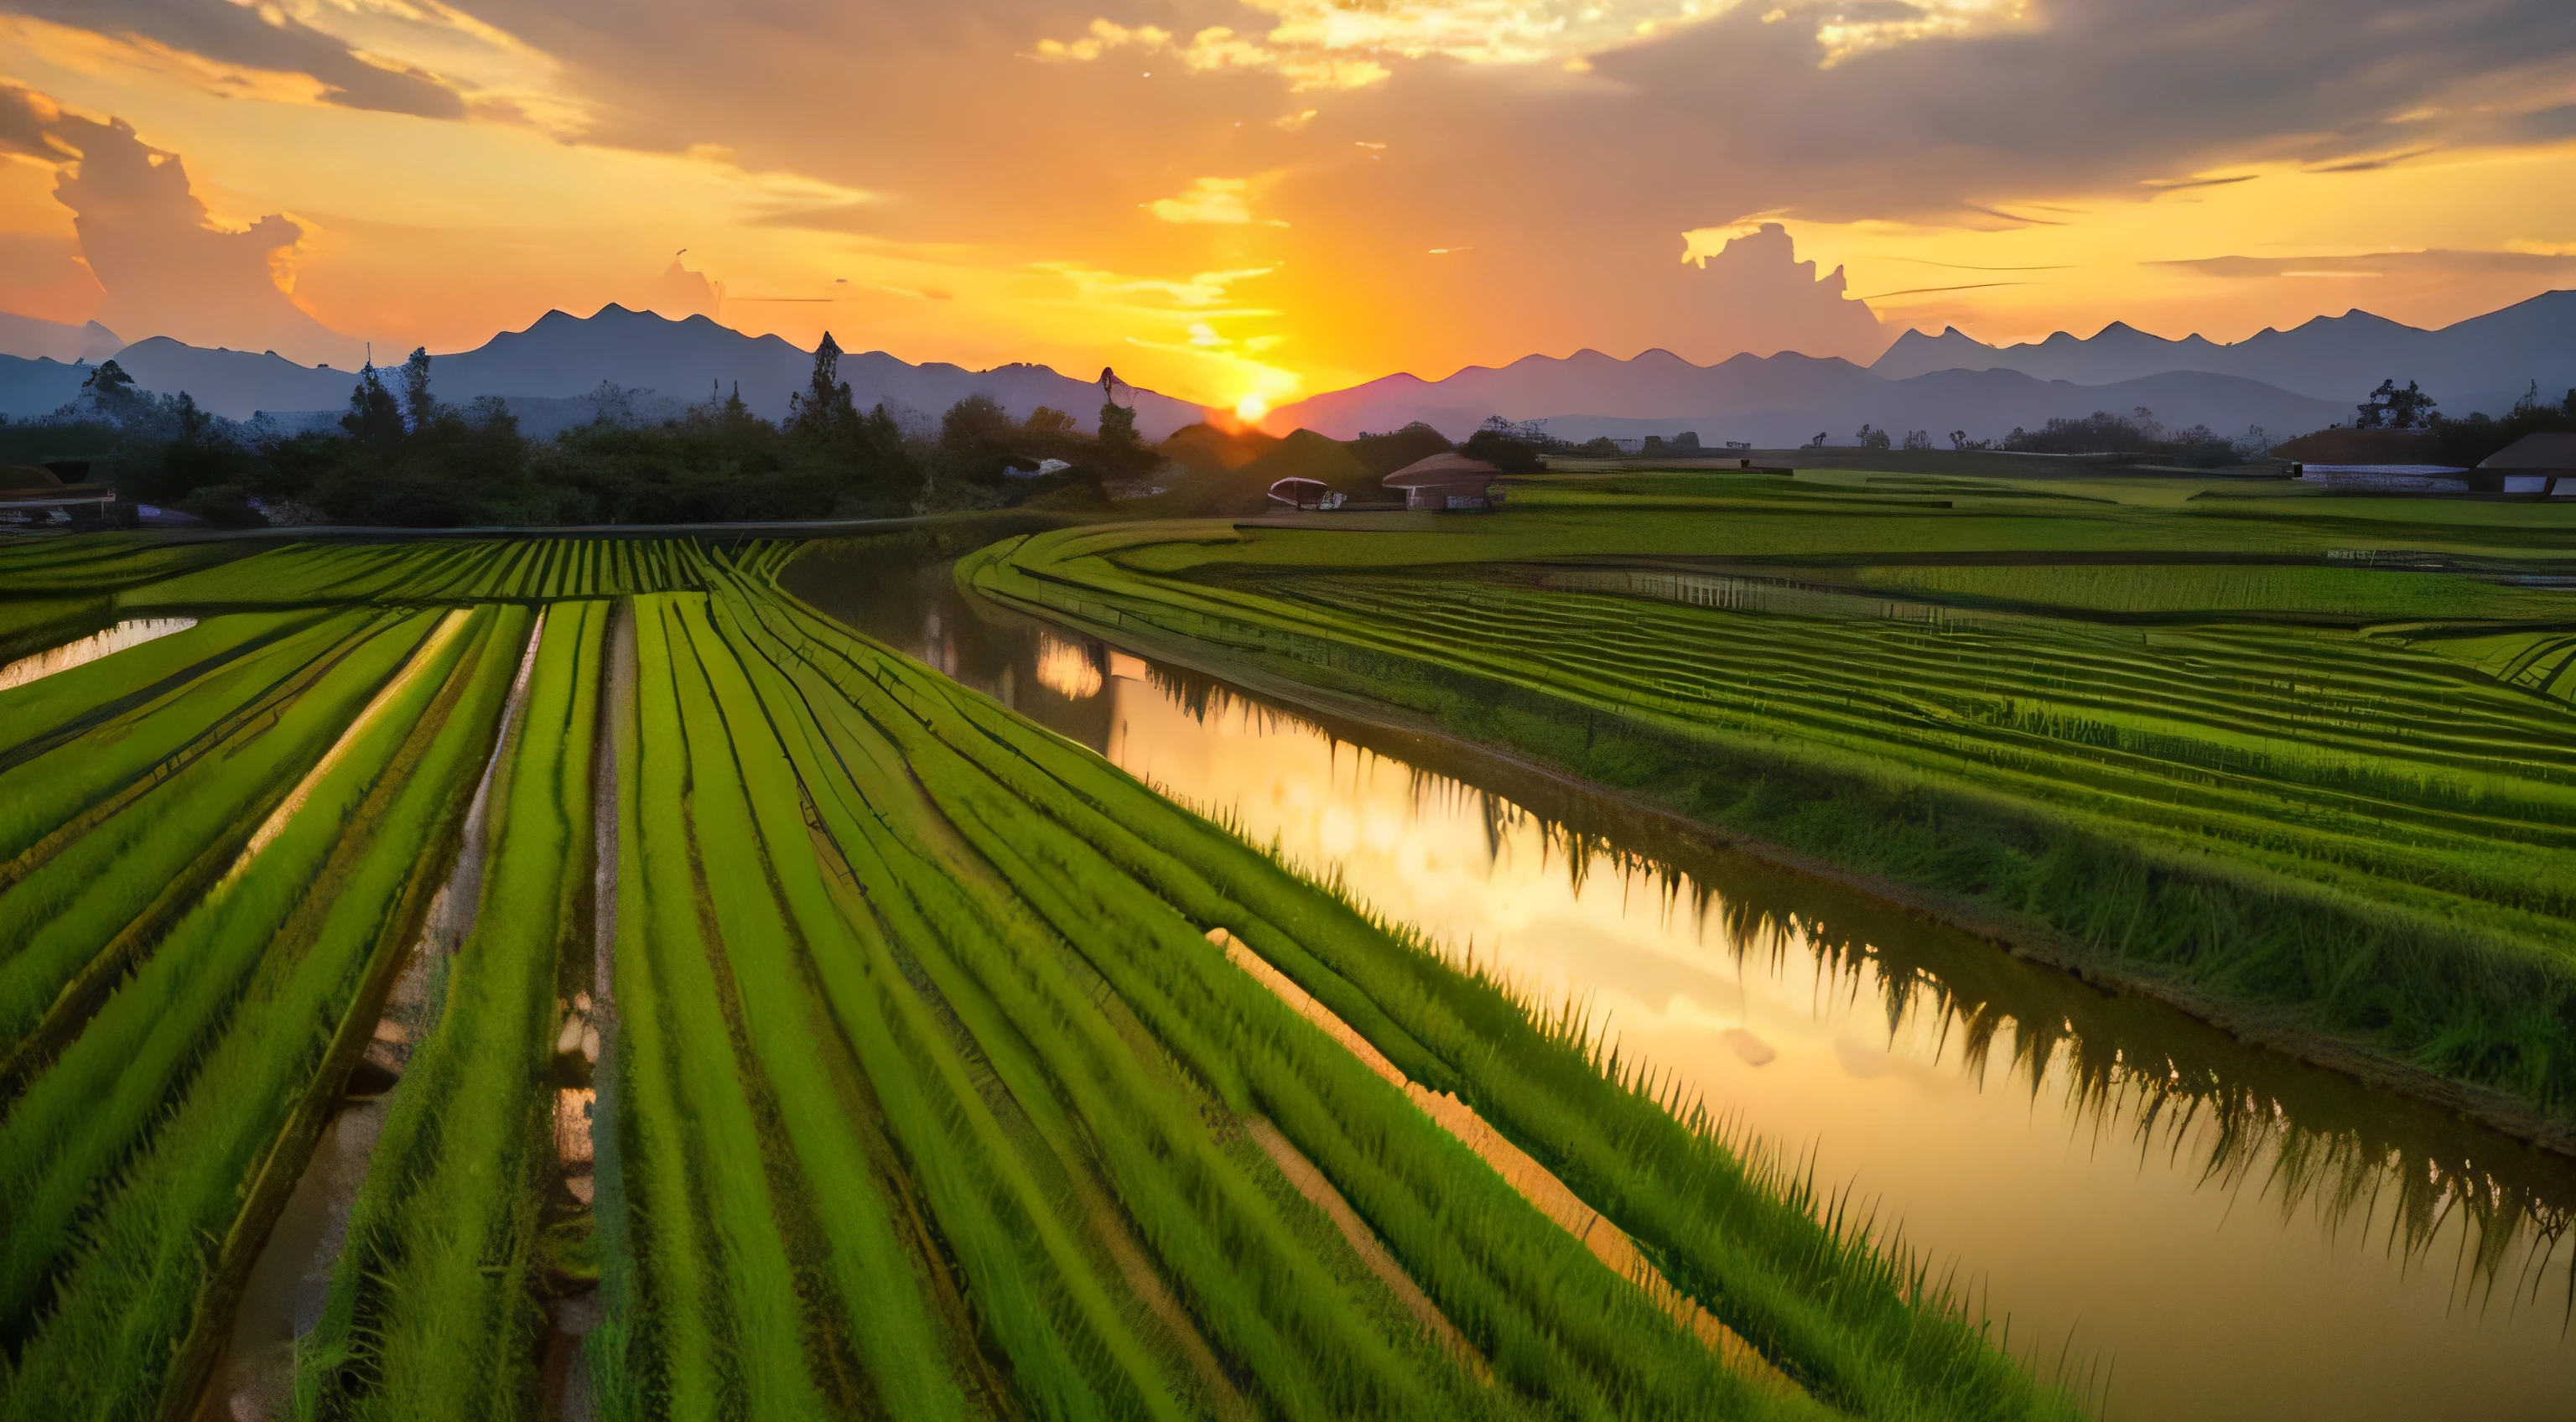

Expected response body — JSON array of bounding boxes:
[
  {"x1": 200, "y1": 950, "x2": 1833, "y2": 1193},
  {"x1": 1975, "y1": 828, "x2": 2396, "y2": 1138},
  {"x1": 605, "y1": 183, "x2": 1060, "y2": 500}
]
[{"x1": 5, "y1": 0, "x2": 2576, "y2": 413}]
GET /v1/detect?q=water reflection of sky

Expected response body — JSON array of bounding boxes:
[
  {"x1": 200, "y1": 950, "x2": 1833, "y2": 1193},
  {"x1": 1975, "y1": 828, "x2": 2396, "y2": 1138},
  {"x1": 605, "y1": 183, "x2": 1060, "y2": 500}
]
[
  {"x1": 784, "y1": 535, "x2": 2576, "y2": 1422},
  {"x1": 1100, "y1": 665, "x2": 2576, "y2": 1422}
]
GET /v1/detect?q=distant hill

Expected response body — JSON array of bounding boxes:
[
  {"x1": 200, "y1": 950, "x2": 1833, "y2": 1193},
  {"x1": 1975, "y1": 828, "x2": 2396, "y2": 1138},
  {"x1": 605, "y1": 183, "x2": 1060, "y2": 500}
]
[
  {"x1": 1869, "y1": 289, "x2": 2576, "y2": 417},
  {"x1": 0, "y1": 305, "x2": 1211, "y2": 439},
  {"x1": 1261, "y1": 349, "x2": 2345, "y2": 448},
  {"x1": 0, "y1": 313, "x2": 122, "y2": 364},
  {"x1": 0, "y1": 356, "x2": 99, "y2": 421}
]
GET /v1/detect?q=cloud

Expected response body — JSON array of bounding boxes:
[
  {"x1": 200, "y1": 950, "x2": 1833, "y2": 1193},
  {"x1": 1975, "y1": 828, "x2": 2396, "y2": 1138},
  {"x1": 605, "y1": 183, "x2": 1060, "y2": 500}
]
[
  {"x1": 3, "y1": 0, "x2": 595, "y2": 133},
  {"x1": 1034, "y1": 0, "x2": 2029, "y2": 84},
  {"x1": 1679, "y1": 221, "x2": 1888, "y2": 361},
  {"x1": 30, "y1": 103, "x2": 345, "y2": 359},
  {"x1": 2159, "y1": 249, "x2": 2576, "y2": 281},
  {"x1": 1144, "y1": 176, "x2": 1288, "y2": 226},
  {"x1": 4, "y1": 1, "x2": 466, "y2": 117},
  {"x1": 8, "y1": 0, "x2": 2575, "y2": 402},
  {"x1": 0, "y1": 80, "x2": 71, "y2": 158},
  {"x1": 643, "y1": 257, "x2": 723, "y2": 320}
]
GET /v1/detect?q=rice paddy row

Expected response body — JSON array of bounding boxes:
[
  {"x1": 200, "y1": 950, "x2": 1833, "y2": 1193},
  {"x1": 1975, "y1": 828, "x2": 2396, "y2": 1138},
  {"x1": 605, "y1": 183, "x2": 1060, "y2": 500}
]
[
  {"x1": 0, "y1": 533, "x2": 2081, "y2": 1420},
  {"x1": 956, "y1": 490, "x2": 2576, "y2": 1125}
]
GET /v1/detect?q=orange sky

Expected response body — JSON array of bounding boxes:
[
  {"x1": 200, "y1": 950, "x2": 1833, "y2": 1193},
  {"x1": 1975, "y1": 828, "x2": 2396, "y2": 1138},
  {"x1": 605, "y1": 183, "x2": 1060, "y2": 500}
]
[{"x1": 5, "y1": 0, "x2": 2576, "y2": 414}]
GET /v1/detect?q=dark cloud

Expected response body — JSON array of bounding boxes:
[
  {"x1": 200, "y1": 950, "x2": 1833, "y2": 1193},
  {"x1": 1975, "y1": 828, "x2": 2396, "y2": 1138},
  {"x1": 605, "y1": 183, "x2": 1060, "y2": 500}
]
[
  {"x1": 5, "y1": 0, "x2": 466, "y2": 117},
  {"x1": 1549, "y1": 0, "x2": 2576, "y2": 223},
  {"x1": 0, "y1": 80, "x2": 69, "y2": 158}
]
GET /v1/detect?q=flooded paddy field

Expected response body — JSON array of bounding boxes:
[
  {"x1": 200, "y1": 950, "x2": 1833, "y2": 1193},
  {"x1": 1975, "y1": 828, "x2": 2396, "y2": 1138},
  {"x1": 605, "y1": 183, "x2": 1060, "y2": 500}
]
[
  {"x1": 13, "y1": 531, "x2": 2090, "y2": 1422},
  {"x1": 791, "y1": 533, "x2": 2576, "y2": 1422}
]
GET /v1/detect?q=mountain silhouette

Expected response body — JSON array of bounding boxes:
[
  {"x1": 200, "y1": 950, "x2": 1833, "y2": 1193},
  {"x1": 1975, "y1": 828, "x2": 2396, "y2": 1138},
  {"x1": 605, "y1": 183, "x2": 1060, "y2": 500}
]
[
  {"x1": 1869, "y1": 290, "x2": 2576, "y2": 413},
  {"x1": 0, "y1": 304, "x2": 1209, "y2": 438},
  {"x1": 1260, "y1": 348, "x2": 2345, "y2": 447},
  {"x1": 0, "y1": 313, "x2": 123, "y2": 365}
]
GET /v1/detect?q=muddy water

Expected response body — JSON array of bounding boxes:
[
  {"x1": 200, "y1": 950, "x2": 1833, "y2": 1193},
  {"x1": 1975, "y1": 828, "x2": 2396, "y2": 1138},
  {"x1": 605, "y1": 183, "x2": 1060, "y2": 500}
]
[{"x1": 788, "y1": 532, "x2": 2576, "y2": 1422}]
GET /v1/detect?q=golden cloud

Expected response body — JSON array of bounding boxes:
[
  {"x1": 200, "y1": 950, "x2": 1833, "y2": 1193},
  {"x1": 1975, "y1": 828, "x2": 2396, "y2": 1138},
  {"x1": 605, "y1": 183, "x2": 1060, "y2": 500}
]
[
  {"x1": 1032, "y1": 0, "x2": 2033, "y2": 86},
  {"x1": 1144, "y1": 175, "x2": 1289, "y2": 226}
]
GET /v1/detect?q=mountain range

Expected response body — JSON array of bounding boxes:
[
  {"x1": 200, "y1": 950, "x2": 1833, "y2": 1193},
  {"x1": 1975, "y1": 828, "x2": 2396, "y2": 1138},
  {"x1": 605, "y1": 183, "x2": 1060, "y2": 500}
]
[
  {"x1": 1255, "y1": 289, "x2": 2576, "y2": 444},
  {"x1": 1259, "y1": 350, "x2": 2348, "y2": 447},
  {"x1": 6, "y1": 288, "x2": 2570, "y2": 450},
  {"x1": 0, "y1": 305, "x2": 1207, "y2": 440},
  {"x1": 1868, "y1": 289, "x2": 2576, "y2": 413}
]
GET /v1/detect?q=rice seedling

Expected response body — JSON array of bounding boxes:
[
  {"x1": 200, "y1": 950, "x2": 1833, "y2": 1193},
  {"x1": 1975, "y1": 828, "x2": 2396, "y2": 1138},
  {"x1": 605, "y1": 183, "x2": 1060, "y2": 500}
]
[
  {"x1": 0, "y1": 604, "x2": 525, "y2": 1420},
  {"x1": 0, "y1": 524, "x2": 2139, "y2": 1422},
  {"x1": 962, "y1": 506, "x2": 2576, "y2": 1120},
  {"x1": 296, "y1": 602, "x2": 603, "y2": 1421}
]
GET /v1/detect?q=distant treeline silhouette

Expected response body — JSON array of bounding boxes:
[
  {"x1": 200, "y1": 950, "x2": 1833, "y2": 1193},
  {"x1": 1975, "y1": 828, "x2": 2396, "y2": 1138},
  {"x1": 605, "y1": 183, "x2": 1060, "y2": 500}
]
[{"x1": 0, "y1": 335, "x2": 1160, "y2": 527}]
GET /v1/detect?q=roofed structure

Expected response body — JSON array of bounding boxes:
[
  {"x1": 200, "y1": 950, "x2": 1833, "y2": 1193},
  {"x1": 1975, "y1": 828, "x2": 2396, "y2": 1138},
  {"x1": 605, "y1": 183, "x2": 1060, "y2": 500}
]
[
  {"x1": 0, "y1": 464, "x2": 133, "y2": 528},
  {"x1": 2476, "y1": 433, "x2": 2576, "y2": 496},
  {"x1": 1382, "y1": 452, "x2": 1504, "y2": 511}
]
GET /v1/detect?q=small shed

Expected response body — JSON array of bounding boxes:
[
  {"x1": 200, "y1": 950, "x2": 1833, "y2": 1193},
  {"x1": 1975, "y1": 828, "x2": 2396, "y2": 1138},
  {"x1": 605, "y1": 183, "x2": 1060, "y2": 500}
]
[
  {"x1": 1266, "y1": 476, "x2": 1344, "y2": 511},
  {"x1": 1382, "y1": 453, "x2": 1504, "y2": 511},
  {"x1": 0, "y1": 464, "x2": 132, "y2": 528},
  {"x1": 2476, "y1": 433, "x2": 2576, "y2": 496}
]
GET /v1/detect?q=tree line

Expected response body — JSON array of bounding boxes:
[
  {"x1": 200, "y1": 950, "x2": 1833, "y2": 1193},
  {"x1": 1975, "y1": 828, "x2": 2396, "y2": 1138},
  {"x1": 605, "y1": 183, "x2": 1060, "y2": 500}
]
[{"x1": 0, "y1": 335, "x2": 1161, "y2": 528}]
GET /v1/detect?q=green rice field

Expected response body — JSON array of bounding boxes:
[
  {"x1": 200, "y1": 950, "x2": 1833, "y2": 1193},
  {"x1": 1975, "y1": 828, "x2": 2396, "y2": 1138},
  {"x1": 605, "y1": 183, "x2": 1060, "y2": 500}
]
[
  {"x1": 960, "y1": 469, "x2": 2576, "y2": 1129},
  {"x1": 0, "y1": 532, "x2": 2085, "y2": 1420}
]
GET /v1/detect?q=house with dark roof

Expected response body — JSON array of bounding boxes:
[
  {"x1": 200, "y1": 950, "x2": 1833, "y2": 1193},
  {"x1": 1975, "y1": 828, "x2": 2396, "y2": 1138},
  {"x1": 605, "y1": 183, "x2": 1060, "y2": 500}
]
[
  {"x1": 0, "y1": 464, "x2": 133, "y2": 528},
  {"x1": 1382, "y1": 452, "x2": 1504, "y2": 511},
  {"x1": 2476, "y1": 433, "x2": 2576, "y2": 496}
]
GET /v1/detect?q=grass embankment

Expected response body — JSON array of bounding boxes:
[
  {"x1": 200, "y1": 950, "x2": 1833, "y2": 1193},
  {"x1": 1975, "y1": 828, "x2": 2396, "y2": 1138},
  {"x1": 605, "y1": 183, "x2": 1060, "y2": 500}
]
[
  {"x1": 958, "y1": 472, "x2": 2576, "y2": 1128},
  {"x1": 0, "y1": 530, "x2": 2090, "y2": 1420}
]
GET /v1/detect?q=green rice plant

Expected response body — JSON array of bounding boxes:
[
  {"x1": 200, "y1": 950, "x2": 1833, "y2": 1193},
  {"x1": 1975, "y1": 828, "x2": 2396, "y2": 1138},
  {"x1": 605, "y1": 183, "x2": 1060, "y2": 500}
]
[
  {"x1": 707, "y1": 587, "x2": 1472, "y2": 1421},
  {"x1": 295, "y1": 601, "x2": 605, "y2": 1421},
  {"x1": 719, "y1": 567, "x2": 1812, "y2": 1420},
  {"x1": 0, "y1": 604, "x2": 524, "y2": 1421},
  {"x1": 0, "y1": 596, "x2": 109, "y2": 665},
  {"x1": 745, "y1": 588, "x2": 1757, "y2": 1409},
  {"x1": 0, "y1": 610, "x2": 380, "y2": 869},
  {"x1": 0, "y1": 609, "x2": 329, "y2": 765},
  {"x1": 0, "y1": 538, "x2": 247, "y2": 596},
  {"x1": 961, "y1": 520, "x2": 2576, "y2": 1118},
  {"x1": 0, "y1": 611, "x2": 403, "y2": 1056},
  {"x1": 0, "y1": 607, "x2": 485, "y2": 1341},
  {"x1": 649, "y1": 599, "x2": 985, "y2": 1419},
  {"x1": 667, "y1": 592, "x2": 1180, "y2": 1421},
  {"x1": 591, "y1": 594, "x2": 834, "y2": 1421}
]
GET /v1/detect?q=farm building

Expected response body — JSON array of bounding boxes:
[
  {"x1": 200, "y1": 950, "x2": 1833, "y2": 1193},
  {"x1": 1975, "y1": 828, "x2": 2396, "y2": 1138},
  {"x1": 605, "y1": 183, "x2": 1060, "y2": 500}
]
[
  {"x1": 1384, "y1": 452, "x2": 1505, "y2": 511},
  {"x1": 2476, "y1": 433, "x2": 2576, "y2": 496},
  {"x1": 1266, "y1": 475, "x2": 1345, "y2": 511},
  {"x1": 0, "y1": 464, "x2": 132, "y2": 528}
]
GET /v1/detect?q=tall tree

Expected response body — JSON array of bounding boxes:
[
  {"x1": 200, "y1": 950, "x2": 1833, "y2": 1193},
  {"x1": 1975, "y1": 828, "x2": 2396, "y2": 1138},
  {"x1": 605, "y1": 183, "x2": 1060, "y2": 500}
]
[
  {"x1": 399, "y1": 347, "x2": 437, "y2": 432},
  {"x1": 2355, "y1": 378, "x2": 2438, "y2": 430},
  {"x1": 788, "y1": 331, "x2": 857, "y2": 439},
  {"x1": 342, "y1": 357, "x2": 405, "y2": 447}
]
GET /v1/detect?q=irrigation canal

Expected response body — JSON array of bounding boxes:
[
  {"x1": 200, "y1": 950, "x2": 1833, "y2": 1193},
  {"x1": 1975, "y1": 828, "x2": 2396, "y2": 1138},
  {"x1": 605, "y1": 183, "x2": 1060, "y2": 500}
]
[{"x1": 789, "y1": 535, "x2": 2576, "y2": 1422}]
